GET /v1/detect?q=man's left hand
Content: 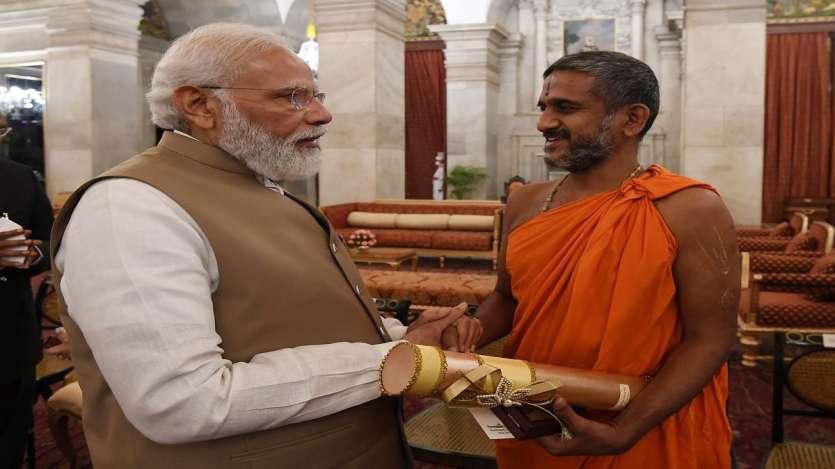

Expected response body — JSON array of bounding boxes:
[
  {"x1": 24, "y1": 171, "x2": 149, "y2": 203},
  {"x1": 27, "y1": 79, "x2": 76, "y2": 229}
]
[
  {"x1": 441, "y1": 315, "x2": 483, "y2": 352},
  {"x1": 535, "y1": 397, "x2": 633, "y2": 457}
]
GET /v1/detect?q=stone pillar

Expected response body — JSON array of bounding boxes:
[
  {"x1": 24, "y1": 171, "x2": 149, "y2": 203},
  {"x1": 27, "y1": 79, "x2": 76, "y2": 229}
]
[
  {"x1": 496, "y1": 33, "x2": 524, "y2": 194},
  {"x1": 45, "y1": 0, "x2": 144, "y2": 197},
  {"x1": 0, "y1": 0, "x2": 144, "y2": 198},
  {"x1": 532, "y1": 0, "x2": 548, "y2": 99},
  {"x1": 630, "y1": 0, "x2": 646, "y2": 59},
  {"x1": 516, "y1": 0, "x2": 536, "y2": 112},
  {"x1": 431, "y1": 23, "x2": 508, "y2": 199},
  {"x1": 315, "y1": 0, "x2": 406, "y2": 205},
  {"x1": 654, "y1": 25, "x2": 682, "y2": 171},
  {"x1": 498, "y1": 34, "x2": 524, "y2": 115},
  {"x1": 681, "y1": 0, "x2": 766, "y2": 224}
]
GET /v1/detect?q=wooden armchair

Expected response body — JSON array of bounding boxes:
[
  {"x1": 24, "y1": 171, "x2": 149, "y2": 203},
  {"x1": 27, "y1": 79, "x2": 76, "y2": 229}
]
[
  {"x1": 738, "y1": 221, "x2": 833, "y2": 254},
  {"x1": 737, "y1": 252, "x2": 835, "y2": 467},
  {"x1": 738, "y1": 249, "x2": 835, "y2": 367},
  {"x1": 736, "y1": 212, "x2": 809, "y2": 238}
]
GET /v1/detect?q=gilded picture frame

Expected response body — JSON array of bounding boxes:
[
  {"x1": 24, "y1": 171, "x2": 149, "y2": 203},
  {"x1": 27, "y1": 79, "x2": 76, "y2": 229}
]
[{"x1": 562, "y1": 18, "x2": 617, "y2": 55}]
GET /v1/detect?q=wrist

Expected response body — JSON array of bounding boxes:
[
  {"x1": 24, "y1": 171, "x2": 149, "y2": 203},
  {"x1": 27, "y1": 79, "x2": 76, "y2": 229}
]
[{"x1": 609, "y1": 416, "x2": 643, "y2": 451}]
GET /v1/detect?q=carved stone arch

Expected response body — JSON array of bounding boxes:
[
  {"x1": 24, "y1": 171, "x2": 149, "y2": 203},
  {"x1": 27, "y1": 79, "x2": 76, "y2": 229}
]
[{"x1": 486, "y1": 0, "x2": 514, "y2": 25}]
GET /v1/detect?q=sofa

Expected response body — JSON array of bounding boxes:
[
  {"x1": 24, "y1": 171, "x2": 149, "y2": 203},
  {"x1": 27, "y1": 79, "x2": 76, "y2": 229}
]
[
  {"x1": 360, "y1": 270, "x2": 496, "y2": 307},
  {"x1": 321, "y1": 199, "x2": 504, "y2": 268}
]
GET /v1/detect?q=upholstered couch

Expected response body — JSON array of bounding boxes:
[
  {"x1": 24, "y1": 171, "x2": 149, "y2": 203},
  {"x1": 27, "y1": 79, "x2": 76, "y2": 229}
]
[
  {"x1": 321, "y1": 199, "x2": 504, "y2": 268},
  {"x1": 360, "y1": 270, "x2": 496, "y2": 307}
]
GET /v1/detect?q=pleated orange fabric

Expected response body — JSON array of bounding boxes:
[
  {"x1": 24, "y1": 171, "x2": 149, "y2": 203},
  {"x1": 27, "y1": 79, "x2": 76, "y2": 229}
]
[{"x1": 496, "y1": 165, "x2": 732, "y2": 469}]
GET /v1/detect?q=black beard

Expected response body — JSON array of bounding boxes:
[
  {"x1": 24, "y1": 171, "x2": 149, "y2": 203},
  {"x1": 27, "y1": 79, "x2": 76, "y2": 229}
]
[{"x1": 544, "y1": 114, "x2": 615, "y2": 173}]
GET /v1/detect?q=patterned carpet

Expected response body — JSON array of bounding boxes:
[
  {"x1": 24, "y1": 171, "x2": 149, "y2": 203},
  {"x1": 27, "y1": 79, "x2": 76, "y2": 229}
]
[
  {"x1": 27, "y1": 259, "x2": 835, "y2": 468},
  {"x1": 29, "y1": 357, "x2": 835, "y2": 469}
]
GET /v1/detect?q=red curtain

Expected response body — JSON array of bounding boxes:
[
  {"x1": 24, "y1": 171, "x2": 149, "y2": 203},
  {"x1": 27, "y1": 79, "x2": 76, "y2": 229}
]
[
  {"x1": 405, "y1": 44, "x2": 446, "y2": 199},
  {"x1": 763, "y1": 32, "x2": 832, "y2": 222}
]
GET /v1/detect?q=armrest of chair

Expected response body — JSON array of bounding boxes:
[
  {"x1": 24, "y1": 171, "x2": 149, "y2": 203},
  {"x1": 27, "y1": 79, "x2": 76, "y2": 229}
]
[
  {"x1": 757, "y1": 272, "x2": 835, "y2": 288},
  {"x1": 492, "y1": 207, "x2": 504, "y2": 270},
  {"x1": 749, "y1": 253, "x2": 816, "y2": 273},
  {"x1": 738, "y1": 237, "x2": 791, "y2": 252},
  {"x1": 745, "y1": 250, "x2": 823, "y2": 258},
  {"x1": 736, "y1": 227, "x2": 774, "y2": 237}
]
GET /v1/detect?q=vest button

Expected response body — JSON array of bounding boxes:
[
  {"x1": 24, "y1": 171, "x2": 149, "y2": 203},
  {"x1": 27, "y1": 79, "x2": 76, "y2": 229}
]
[
  {"x1": 355, "y1": 284, "x2": 361, "y2": 295},
  {"x1": 331, "y1": 242, "x2": 337, "y2": 253},
  {"x1": 379, "y1": 326, "x2": 386, "y2": 335}
]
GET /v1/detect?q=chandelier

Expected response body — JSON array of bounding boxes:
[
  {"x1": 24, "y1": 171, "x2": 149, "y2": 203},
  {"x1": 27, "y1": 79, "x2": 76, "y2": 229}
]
[
  {"x1": 0, "y1": 86, "x2": 44, "y2": 114},
  {"x1": 297, "y1": 2, "x2": 319, "y2": 74}
]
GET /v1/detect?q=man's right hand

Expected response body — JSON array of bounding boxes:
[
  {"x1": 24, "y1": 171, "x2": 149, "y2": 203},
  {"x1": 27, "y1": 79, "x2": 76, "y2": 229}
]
[
  {"x1": 0, "y1": 228, "x2": 41, "y2": 269},
  {"x1": 403, "y1": 303, "x2": 468, "y2": 348}
]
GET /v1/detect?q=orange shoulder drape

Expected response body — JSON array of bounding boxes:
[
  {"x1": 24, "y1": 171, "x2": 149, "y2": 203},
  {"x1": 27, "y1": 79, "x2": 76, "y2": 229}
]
[{"x1": 496, "y1": 165, "x2": 731, "y2": 469}]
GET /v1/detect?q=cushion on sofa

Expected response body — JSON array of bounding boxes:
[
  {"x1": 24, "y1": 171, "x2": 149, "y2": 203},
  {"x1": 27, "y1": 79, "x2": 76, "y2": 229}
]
[
  {"x1": 448, "y1": 214, "x2": 494, "y2": 231},
  {"x1": 431, "y1": 231, "x2": 493, "y2": 251},
  {"x1": 347, "y1": 211, "x2": 398, "y2": 228},
  {"x1": 355, "y1": 203, "x2": 499, "y2": 216},
  {"x1": 359, "y1": 270, "x2": 497, "y2": 307},
  {"x1": 337, "y1": 228, "x2": 435, "y2": 248},
  {"x1": 395, "y1": 214, "x2": 450, "y2": 230}
]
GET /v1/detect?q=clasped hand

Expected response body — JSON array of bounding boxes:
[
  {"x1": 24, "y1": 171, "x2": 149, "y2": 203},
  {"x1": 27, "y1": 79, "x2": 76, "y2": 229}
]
[
  {"x1": 535, "y1": 397, "x2": 633, "y2": 457},
  {"x1": 0, "y1": 228, "x2": 42, "y2": 269},
  {"x1": 403, "y1": 302, "x2": 483, "y2": 352}
]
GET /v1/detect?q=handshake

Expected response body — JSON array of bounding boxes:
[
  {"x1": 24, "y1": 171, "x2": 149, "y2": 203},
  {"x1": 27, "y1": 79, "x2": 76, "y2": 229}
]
[{"x1": 402, "y1": 302, "x2": 483, "y2": 353}]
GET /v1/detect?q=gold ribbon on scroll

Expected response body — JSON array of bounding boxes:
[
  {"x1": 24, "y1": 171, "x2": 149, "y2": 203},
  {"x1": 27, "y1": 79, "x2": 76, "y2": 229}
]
[{"x1": 380, "y1": 342, "x2": 650, "y2": 439}]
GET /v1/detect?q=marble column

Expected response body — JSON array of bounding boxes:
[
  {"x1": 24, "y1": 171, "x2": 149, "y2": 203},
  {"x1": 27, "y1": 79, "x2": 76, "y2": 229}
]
[
  {"x1": 516, "y1": 0, "x2": 536, "y2": 112},
  {"x1": 532, "y1": 0, "x2": 548, "y2": 99},
  {"x1": 431, "y1": 23, "x2": 508, "y2": 199},
  {"x1": 654, "y1": 24, "x2": 682, "y2": 171},
  {"x1": 630, "y1": 0, "x2": 646, "y2": 60},
  {"x1": 496, "y1": 33, "x2": 524, "y2": 194},
  {"x1": 681, "y1": 0, "x2": 766, "y2": 224},
  {"x1": 498, "y1": 34, "x2": 524, "y2": 116},
  {"x1": 315, "y1": 0, "x2": 406, "y2": 205},
  {"x1": 0, "y1": 0, "x2": 144, "y2": 198}
]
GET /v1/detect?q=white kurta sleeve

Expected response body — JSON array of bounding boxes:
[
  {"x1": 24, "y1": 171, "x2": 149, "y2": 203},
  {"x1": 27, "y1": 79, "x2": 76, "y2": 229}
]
[{"x1": 56, "y1": 179, "x2": 401, "y2": 444}]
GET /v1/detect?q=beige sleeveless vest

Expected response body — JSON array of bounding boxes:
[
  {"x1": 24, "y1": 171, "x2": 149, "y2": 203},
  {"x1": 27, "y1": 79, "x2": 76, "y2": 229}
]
[{"x1": 51, "y1": 132, "x2": 408, "y2": 468}]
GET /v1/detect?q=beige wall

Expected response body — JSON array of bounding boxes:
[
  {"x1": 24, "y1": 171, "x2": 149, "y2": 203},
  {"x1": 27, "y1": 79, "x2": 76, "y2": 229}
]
[{"x1": 681, "y1": 0, "x2": 766, "y2": 225}]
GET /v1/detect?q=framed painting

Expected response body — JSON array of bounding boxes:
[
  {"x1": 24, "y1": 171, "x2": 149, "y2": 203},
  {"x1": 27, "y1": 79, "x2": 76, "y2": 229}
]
[
  {"x1": 768, "y1": 0, "x2": 835, "y2": 23},
  {"x1": 563, "y1": 18, "x2": 616, "y2": 55}
]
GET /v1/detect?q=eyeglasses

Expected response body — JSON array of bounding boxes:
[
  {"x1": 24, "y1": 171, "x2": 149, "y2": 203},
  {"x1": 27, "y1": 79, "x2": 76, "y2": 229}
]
[{"x1": 199, "y1": 86, "x2": 326, "y2": 110}]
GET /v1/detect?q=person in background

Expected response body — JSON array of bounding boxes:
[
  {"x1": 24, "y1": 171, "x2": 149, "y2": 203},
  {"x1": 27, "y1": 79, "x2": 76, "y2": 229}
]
[{"x1": 0, "y1": 110, "x2": 54, "y2": 467}]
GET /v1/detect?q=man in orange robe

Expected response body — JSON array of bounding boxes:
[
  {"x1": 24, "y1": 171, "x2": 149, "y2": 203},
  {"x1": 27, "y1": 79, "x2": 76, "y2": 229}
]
[{"x1": 473, "y1": 51, "x2": 739, "y2": 468}]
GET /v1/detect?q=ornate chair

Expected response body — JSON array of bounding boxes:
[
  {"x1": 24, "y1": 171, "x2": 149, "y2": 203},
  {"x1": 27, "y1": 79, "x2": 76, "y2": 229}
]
[
  {"x1": 736, "y1": 212, "x2": 809, "y2": 238},
  {"x1": 738, "y1": 251, "x2": 835, "y2": 467},
  {"x1": 737, "y1": 221, "x2": 833, "y2": 254},
  {"x1": 46, "y1": 379, "x2": 82, "y2": 469},
  {"x1": 762, "y1": 348, "x2": 835, "y2": 469}
]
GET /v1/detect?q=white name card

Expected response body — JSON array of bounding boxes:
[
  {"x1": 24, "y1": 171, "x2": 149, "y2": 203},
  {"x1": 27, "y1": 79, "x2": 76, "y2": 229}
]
[
  {"x1": 823, "y1": 334, "x2": 835, "y2": 348},
  {"x1": 468, "y1": 408, "x2": 516, "y2": 440}
]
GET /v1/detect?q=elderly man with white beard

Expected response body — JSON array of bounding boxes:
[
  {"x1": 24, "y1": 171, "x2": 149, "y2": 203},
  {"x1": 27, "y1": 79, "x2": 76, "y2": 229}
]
[{"x1": 50, "y1": 23, "x2": 482, "y2": 468}]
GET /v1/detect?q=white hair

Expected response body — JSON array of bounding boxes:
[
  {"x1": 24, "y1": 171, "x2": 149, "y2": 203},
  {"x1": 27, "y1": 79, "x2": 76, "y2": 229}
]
[{"x1": 147, "y1": 22, "x2": 288, "y2": 131}]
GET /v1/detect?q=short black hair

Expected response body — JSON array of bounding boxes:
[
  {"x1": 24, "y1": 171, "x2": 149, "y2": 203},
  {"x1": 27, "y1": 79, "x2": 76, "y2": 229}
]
[{"x1": 543, "y1": 51, "x2": 659, "y2": 137}]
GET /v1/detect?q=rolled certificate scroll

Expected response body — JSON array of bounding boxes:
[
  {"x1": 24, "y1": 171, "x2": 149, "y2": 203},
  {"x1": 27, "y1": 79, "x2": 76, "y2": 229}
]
[{"x1": 380, "y1": 342, "x2": 649, "y2": 412}]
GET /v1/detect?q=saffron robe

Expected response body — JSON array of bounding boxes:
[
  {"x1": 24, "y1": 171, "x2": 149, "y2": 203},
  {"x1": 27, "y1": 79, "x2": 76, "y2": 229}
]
[{"x1": 496, "y1": 165, "x2": 732, "y2": 469}]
